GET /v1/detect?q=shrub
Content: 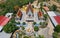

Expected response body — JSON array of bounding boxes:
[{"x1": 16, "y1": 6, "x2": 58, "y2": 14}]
[
  {"x1": 54, "y1": 25, "x2": 60, "y2": 33},
  {"x1": 43, "y1": 14, "x2": 48, "y2": 21},
  {"x1": 21, "y1": 26, "x2": 25, "y2": 30},
  {"x1": 50, "y1": 5, "x2": 57, "y2": 11},
  {"x1": 33, "y1": 22, "x2": 36, "y2": 25},
  {"x1": 3, "y1": 23, "x2": 19, "y2": 33},
  {"x1": 23, "y1": 36, "x2": 29, "y2": 38},
  {"x1": 53, "y1": 32, "x2": 58, "y2": 38},
  {"x1": 22, "y1": 22, "x2": 26, "y2": 25},
  {"x1": 16, "y1": 22, "x2": 20, "y2": 24},
  {"x1": 34, "y1": 26, "x2": 39, "y2": 32},
  {"x1": 39, "y1": 22, "x2": 42, "y2": 25},
  {"x1": 39, "y1": 35, "x2": 44, "y2": 38},
  {"x1": 39, "y1": 22, "x2": 47, "y2": 28}
]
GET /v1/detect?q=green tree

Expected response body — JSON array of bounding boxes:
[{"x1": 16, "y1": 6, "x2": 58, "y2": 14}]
[
  {"x1": 22, "y1": 22, "x2": 26, "y2": 25},
  {"x1": 16, "y1": 22, "x2": 20, "y2": 24},
  {"x1": 39, "y1": 22, "x2": 42, "y2": 25},
  {"x1": 39, "y1": 35, "x2": 44, "y2": 38},
  {"x1": 40, "y1": 2, "x2": 44, "y2": 12},
  {"x1": 3, "y1": 23, "x2": 19, "y2": 33},
  {"x1": 21, "y1": 26, "x2": 25, "y2": 30},
  {"x1": 34, "y1": 26, "x2": 39, "y2": 32},
  {"x1": 51, "y1": 5, "x2": 57, "y2": 11},
  {"x1": 54, "y1": 25, "x2": 60, "y2": 33},
  {"x1": 39, "y1": 22, "x2": 47, "y2": 28},
  {"x1": 43, "y1": 14, "x2": 48, "y2": 21},
  {"x1": 29, "y1": 0, "x2": 34, "y2": 3},
  {"x1": 0, "y1": 0, "x2": 35, "y2": 15},
  {"x1": 53, "y1": 32, "x2": 58, "y2": 38},
  {"x1": 23, "y1": 36, "x2": 29, "y2": 38},
  {"x1": 33, "y1": 22, "x2": 36, "y2": 25}
]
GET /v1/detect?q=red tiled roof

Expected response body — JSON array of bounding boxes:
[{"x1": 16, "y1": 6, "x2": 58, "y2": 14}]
[
  {"x1": 38, "y1": 11, "x2": 43, "y2": 17},
  {"x1": 17, "y1": 9, "x2": 22, "y2": 17},
  {"x1": 54, "y1": 16, "x2": 60, "y2": 24},
  {"x1": 0, "y1": 16, "x2": 10, "y2": 26},
  {"x1": 26, "y1": 3, "x2": 33, "y2": 13}
]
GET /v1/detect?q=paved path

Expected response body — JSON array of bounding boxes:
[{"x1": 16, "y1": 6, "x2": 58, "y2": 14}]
[
  {"x1": 38, "y1": 18, "x2": 54, "y2": 38},
  {"x1": 0, "y1": 31, "x2": 11, "y2": 38},
  {"x1": 47, "y1": 18, "x2": 54, "y2": 38}
]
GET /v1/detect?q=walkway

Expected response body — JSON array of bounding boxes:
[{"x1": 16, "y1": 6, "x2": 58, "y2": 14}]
[
  {"x1": 47, "y1": 18, "x2": 54, "y2": 38},
  {"x1": 0, "y1": 31, "x2": 12, "y2": 38}
]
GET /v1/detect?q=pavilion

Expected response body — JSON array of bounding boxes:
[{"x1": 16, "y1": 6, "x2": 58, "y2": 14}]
[
  {"x1": 54, "y1": 16, "x2": 60, "y2": 25},
  {"x1": 47, "y1": 11, "x2": 60, "y2": 26},
  {"x1": 0, "y1": 16, "x2": 10, "y2": 31}
]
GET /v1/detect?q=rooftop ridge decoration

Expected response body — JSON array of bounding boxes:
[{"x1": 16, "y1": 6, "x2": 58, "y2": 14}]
[{"x1": 26, "y1": 2, "x2": 33, "y2": 14}]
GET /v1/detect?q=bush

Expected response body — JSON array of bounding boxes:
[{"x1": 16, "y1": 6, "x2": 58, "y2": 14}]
[
  {"x1": 50, "y1": 5, "x2": 57, "y2": 11},
  {"x1": 39, "y1": 22, "x2": 42, "y2": 25},
  {"x1": 0, "y1": 0, "x2": 35, "y2": 15},
  {"x1": 43, "y1": 14, "x2": 48, "y2": 21},
  {"x1": 21, "y1": 26, "x2": 25, "y2": 30},
  {"x1": 22, "y1": 22, "x2": 26, "y2": 25},
  {"x1": 40, "y1": 2, "x2": 43, "y2": 11},
  {"x1": 39, "y1": 35, "x2": 44, "y2": 38},
  {"x1": 34, "y1": 26, "x2": 39, "y2": 32},
  {"x1": 3, "y1": 23, "x2": 19, "y2": 33},
  {"x1": 33, "y1": 22, "x2": 36, "y2": 25},
  {"x1": 53, "y1": 32, "x2": 58, "y2": 38},
  {"x1": 16, "y1": 22, "x2": 20, "y2": 24},
  {"x1": 10, "y1": 18, "x2": 15, "y2": 23},
  {"x1": 54, "y1": 25, "x2": 60, "y2": 33},
  {"x1": 39, "y1": 22, "x2": 47, "y2": 28},
  {"x1": 23, "y1": 36, "x2": 29, "y2": 38}
]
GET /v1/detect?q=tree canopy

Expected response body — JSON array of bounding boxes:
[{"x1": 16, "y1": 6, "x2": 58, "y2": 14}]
[
  {"x1": 3, "y1": 18, "x2": 19, "y2": 33},
  {"x1": 3, "y1": 22, "x2": 19, "y2": 33},
  {"x1": 54, "y1": 25, "x2": 60, "y2": 33},
  {"x1": 50, "y1": 5, "x2": 57, "y2": 11},
  {"x1": 0, "y1": 0, "x2": 34, "y2": 15},
  {"x1": 34, "y1": 26, "x2": 39, "y2": 32}
]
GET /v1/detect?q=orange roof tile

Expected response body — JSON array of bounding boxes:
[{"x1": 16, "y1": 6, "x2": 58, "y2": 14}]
[
  {"x1": 38, "y1": 11, "x2": 43, "y2": 17},
  {"x1": 17, "y1": 9, "x2": 22, "y2": 17}
]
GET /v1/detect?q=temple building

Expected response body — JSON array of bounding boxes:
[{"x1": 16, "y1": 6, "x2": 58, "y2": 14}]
[
  {"x1": 16, "y1": 9, "x2": 22, "y2": 20},
  {"x1": 26, "y1": 3, "x2": 34, "y2": 22}
]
